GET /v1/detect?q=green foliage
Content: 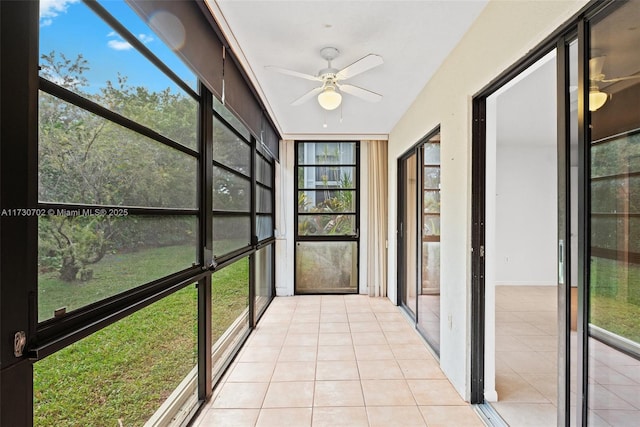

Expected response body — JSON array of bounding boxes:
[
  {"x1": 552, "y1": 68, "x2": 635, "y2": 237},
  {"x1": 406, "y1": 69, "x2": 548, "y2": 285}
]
[
  {"x1": 38, "y1": 52, "x2": 197, "y2": 281},
  {"x1": 298, "y1": 171, "x2": 355, "y2": 236}
]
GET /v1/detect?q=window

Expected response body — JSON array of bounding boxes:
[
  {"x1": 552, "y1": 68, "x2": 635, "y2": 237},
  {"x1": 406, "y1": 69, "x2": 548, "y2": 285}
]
[{"x1": 295, "y1": 142, "x2": 359, "y2": 293}]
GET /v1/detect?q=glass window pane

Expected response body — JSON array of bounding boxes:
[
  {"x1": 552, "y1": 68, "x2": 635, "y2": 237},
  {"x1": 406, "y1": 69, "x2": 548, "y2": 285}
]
[
  {"x1": 39, "y1": 2, "x2": 198, "y2": 150},
  {"x1": 213, "y1": 167, "x2": 250, "y2": 212},
  {"x1": 96, "y1": 1, "x2": 197, "y2": 89},
  {"x1": 424, "y1": 143, "x2": 440, "y2": 165},
  {"x1": 296, "y1": 242, "x2": 357, "y2": 293},
  {"x1": 423, "y1": 214, "x2": 440, "y2": 237},
  {"x1": 34, "y1": 284, "x2": 198, "y2": 426},
  {"x1": 298, "y1": 190, "x2": 355, "y2": 213},
  {"x1": 213, "y1": 215, "x2": 250, "y2": 256},
  {"x1": 257, "y1": 215, "x2": 273, "y2": 241},
  {"x1": 255, "y1": 245, "x2": 274, "y2": 319},
  {"x1": 257, "y1": 186, "x2": 273, "y2": 214},
  {"x1": 589, "y1": 2, "x2": 640, "y2": 423},
  {"x1": 591, "y1": 133, "x2": 640, "y2": 178},
  {"x1": 298, "y1": 142, "x2": 356, "y2": 165},
  {"x1": 424, "y1": 191, "x2": 441, "y2": 214},
  {"x1": 256, "y1": 154, "x2": 273, "y2": 187},
  {"x1": 298, "y1": 214, "x2": 356, "y2": 236},
  {"x1": 298, "y1": 166, "x2": 356, "y2": 189},
  {"x1": 423, "y1": 167, "x2": 441, "y2": 189},
  {"x1": 38, "y1": 215, "x2": 197, "y2": 322},
  {"x1": 39, "y1": 92, "x2": 197, "y2": 208},
  {"x1": 419, "y1": 241, "x2": 440, "y2": 353},
  {"x1": 212, "y1": 97, "x2": 252, "y2": 141},
  {"x1": 212, "y1": 258, "x2": 249, "y2": 378},
  {"x1": 213, "y1": 117, "x2": 251, "y2": 175}
]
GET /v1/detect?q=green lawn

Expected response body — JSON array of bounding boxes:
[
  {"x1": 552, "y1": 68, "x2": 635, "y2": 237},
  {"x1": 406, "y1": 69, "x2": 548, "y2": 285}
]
[
  {"x1": 34, "y1": 248, "x2": 250, "y2": 427},
  {"x1": 38, "y1": 245, "x2": 196, "y2": 322},
  {"x1": 590, "y1": 257, "x2": 640, "y2": 343}
]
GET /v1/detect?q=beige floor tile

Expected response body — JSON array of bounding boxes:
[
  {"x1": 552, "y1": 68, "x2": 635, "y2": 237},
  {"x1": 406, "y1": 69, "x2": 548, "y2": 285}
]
[
  {"x1": 380, "y1": 320, "x2": 413, "y2": 332},
  {"x1": 256, "y1": 408, "x2": 312, "y2": 427},
  {"x1": 292, "y1": 313, "x2": 321, "y2": 323},
  {"x1": 212, "y1": 382, "x2": 269, "y2": 408},
  {"x1": 419, "y1": 405, "x2": 484, "y2": 426},
  {"x1": 391, "y1": 344, "x2": 433, "y2": 360},
  {"x1": 262, "y1": 381, "x2": 315, "y2": 408},
  {"x1": 407, "y1": 379, "x2": 465, "y2": 405},
  {"x1": 349, "y1": 321, "x2": 383, "y2": 333},
  {"x1": 320, "y1": 312, "x2": 349, "y2": 322},
  {"x1": 354, "y1": 344, "x2": 395, "y2": 360},
  {"x1": 284, "y1": 332, "x2": 318, "y2": 347},
  {"x1": 316, "y1": 360, "x2": 360, "y2": 380},
  {"x1": 361, "y1": 379, "x2": 416, "y2": 406},
  {"x1": 238, "y1": 346, "x2": 281, "y2": 363},
  {"x1": 375, "y1": 312, "x2": 406, "y2": 322},
  {"x1": 318, "y1": 332, "x2": 353, "y2": 346},
  {"x1": 288, "y1": 321, "x2": 319, "y2": 334},
  {"x1": 366, "y1": 405, "x2": 427, "y2": 427},
  {"x1": 385, "y1": 331, "x2": 424, "y2": 345},
  {"x1": 314, "y1": 380, "x2": 365, "y2": 407},
  {"x1": 352, "y1": 332, "x2": 388, "y2": 345},
  {"x1": 271, "y1": 361, "x2": 316, "y2": 381},
  {"x1": 358, "y1": 360, "x2": 404, "y2": 380},
  {"x1": 197, "y1": 408, "x2": 259, "y2": 427},
  {"x1": 247, "y1": 332, "x2": 287, "y2": 347},
  {"x1": 312, "y1": 406, "x2": 369, "y2": 427},
  {"x1": 227, "y1": 362, "x2": 275, "y2": 382},
  {"x1": 495, "y1": 372, "x2": 550, "y2": 403},
  {"x1": 317, "y1": 345, "x2": 356, "y2": 361},
  {"x1": 491, "y1": 402, "x2": 557, "y2": 426},
  {"x1": 397, "y1": 359, "x2": 446, "y2": 379},
  {"x1": 348, "y1": 312, "x2": 377, "y2": 322},
  {"x1": 278, "y1": 345, "x2": 317, "y2": 362},
  {"x1": 319, "y1": 322, "x2": 350, "y2": 333}
]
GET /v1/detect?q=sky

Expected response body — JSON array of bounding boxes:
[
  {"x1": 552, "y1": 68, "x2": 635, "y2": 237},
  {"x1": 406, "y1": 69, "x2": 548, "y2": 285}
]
[{"x1": 39, "y1": 0, "x2": 197, "y2": 94}]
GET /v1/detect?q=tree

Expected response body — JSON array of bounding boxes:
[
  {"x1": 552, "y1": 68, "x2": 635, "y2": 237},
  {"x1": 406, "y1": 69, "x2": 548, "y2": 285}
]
[{"x1": 38, "y1": 52, "x2": 198, "y2": 281}]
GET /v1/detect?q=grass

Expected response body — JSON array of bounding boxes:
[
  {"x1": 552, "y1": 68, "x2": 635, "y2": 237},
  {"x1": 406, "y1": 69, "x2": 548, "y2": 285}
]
[
  {"x1": 34, "y1": 249, "x2": 250, "y2": 427},
  {"x1": 38, "y1": 245, "x2": 196, "y2": 322},
  {"x1": 590, "y1": 257, "x2": 640, "y2": 343}
]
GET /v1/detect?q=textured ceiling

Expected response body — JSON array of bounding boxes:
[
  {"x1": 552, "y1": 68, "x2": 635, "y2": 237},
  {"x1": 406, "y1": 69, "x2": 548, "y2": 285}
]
[{"x1": 205, "y1": 0, "x2": 488, "y2": 139}]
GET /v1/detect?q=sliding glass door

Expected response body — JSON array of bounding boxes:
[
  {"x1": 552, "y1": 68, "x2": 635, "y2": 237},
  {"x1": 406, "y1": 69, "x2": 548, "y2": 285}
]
[
  {"x1": 398, "y1": 128, "x2": 441, "y2": 353},
  {"x1": 584, "y1": 3, "x2": 640, "y2": 425}
]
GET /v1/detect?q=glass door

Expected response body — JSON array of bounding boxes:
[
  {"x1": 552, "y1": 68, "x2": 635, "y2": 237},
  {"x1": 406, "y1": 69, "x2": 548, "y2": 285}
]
[
  {"x1": 398, "y1": 151, "x2": 418, "y2": 318},
  {"x1": 584, "y1": 3, "x2": 640, "y2": 424},
  {"x1": 294, "y1": 141, "x2": 359, "y2": 293}
]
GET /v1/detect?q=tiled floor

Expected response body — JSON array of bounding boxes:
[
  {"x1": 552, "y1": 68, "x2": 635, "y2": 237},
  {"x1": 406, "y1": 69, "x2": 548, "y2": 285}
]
[
  {"x1": 194, "y1": 295, "x2": 484, "y2": 427},
  {"x1": 493, "y1": 286, "x2": 640, "y2": 426},
  {"x1": 493, "y1": 285, "x2": 558, "y2": 426}
]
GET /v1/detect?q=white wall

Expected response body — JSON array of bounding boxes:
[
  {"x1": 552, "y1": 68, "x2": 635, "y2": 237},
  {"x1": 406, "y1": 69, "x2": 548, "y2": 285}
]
[
  {"x1": 495, "y1": 144, "x2": 558, "y2": 285},
  {"x1": 387, "y1": 0, "x2": 587, "y2": 400}
]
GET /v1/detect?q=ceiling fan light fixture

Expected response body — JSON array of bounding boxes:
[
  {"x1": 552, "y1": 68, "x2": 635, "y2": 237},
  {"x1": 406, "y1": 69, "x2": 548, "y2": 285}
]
[
  {"x1": 318, "y1": 86, "x2": 342, "y2": 110},
  {"x1": 589, "y1": 85, "x2": 608, "y2": 111}
]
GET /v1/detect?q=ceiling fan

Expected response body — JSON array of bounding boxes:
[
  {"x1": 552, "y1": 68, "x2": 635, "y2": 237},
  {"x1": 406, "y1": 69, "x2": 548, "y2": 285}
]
[
  {"x1": 589, "y1": 56, "x2": 640, "y2": 111},
  {"x1": 266, "y1": 47, "x2": 383, "y2": 111}
]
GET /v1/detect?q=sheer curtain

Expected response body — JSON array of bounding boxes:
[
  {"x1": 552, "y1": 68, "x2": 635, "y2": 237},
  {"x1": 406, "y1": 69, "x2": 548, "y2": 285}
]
[{"x1": 364, "y1": 140, "x2": 388, "y2": 297}]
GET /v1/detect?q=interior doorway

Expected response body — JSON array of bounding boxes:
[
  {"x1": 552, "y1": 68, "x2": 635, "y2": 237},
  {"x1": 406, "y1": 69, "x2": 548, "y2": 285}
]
[{"x1": 483, "y1": 50, "x2": 564, "y2": 426}]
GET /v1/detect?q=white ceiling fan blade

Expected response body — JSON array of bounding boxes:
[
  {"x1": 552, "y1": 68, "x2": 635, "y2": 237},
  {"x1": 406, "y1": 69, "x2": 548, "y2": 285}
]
[
  {"x1": 291, "y1": 86, "x2": 323, "y2": 106},
  {"x1": 338, "y1": 84, "x2": 382, "y2": 102},
  {"x1": 335, "y1": 54, "x2": 383, "y2": 81},
  {"x1": 601, "y1": 74, "x2": 640, "y2": 83},
  {"x1": 265, "y1": 65, "x2": 322, "y2": 81}
]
